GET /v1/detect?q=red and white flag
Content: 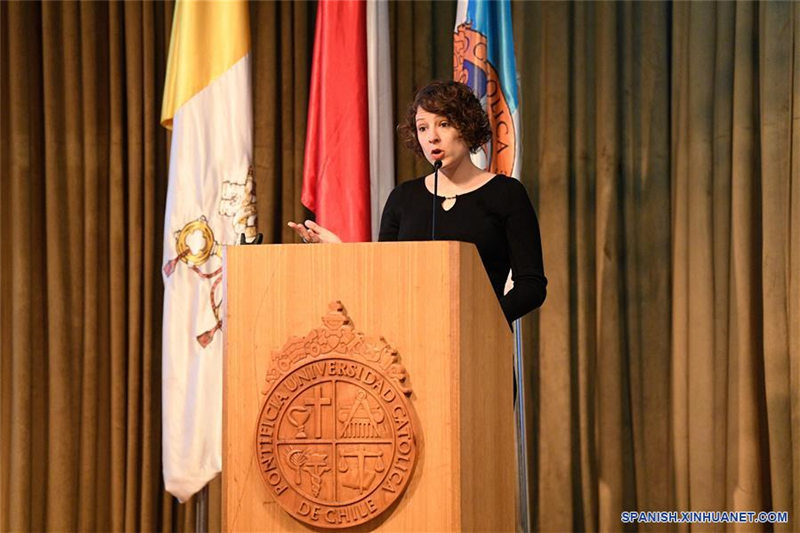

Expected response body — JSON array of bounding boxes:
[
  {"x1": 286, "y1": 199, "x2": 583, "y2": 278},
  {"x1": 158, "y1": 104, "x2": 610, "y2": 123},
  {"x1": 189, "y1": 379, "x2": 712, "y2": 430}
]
[{"x1": 303, "y1": 0, "x2": 393, "y2": 242}]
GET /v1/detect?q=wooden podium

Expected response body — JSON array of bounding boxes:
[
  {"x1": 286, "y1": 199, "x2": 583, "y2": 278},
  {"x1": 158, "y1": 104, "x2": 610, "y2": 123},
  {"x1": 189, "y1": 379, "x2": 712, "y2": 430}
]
[{"x1": 222, "y1": 242, "x2": 515, "y2": 531}]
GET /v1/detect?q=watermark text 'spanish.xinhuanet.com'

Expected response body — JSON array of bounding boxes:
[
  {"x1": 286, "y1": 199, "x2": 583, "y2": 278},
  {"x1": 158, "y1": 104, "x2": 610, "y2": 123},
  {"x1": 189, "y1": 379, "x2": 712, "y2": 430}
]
[{"x1": 621, "y1": 511, "x2": 789, "y2": 525}]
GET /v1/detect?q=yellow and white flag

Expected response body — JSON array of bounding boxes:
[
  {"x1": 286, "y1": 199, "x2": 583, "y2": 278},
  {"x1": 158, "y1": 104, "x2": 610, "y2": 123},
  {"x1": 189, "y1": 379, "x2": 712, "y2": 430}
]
[{"x1": 160, "y1": 0, "x2": 255, "y2": 502}]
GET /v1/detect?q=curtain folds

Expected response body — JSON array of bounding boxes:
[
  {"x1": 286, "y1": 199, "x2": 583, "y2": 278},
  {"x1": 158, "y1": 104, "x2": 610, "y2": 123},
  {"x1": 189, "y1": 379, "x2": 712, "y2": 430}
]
[
  {"x1": 1, "y1": 1, "x2": 176, "y2": 530},
  {"x1": 1, "y1": 1, "x2": 798, "y2": 532},
  {"x1": 513, "y1": 2, "x2": 673, "y2": 530},
  {"x1": 251, "y1": 0, "x2": 313, "y2": 245},
  {"x1": 513, "y1": 1, "x2": 798, "y2": 531},
  {"x1": 671, "y1": 2, "x2": 799, "y2": 530}
]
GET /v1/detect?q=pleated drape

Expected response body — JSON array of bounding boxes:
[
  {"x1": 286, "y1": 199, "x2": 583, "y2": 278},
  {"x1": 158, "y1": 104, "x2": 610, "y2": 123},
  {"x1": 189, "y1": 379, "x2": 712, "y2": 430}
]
[
  {"x1": 2, "y1": 1, "x2": 799, "y2": 532},
  {"x1": 251, "y1": 0, "x2": 314, "y2": 245},
  {"x1": 513, "y1": 1, "x2": 798, "y2": 531},
  {"x1": 513, "y1": 2, "x2": 672, "y2": 530},
  {"x1": 0, "y1": 1, "x2": 175, "y2": 530},
  {"x1": 671, "y1": 2, "x2": 799, "y2": 530}
]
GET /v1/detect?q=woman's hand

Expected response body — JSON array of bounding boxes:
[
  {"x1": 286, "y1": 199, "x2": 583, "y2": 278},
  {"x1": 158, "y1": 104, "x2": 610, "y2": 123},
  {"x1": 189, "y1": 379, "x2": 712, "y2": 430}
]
[{"x1": 287, "y1": 220, "x2": 342, "y2": 243}]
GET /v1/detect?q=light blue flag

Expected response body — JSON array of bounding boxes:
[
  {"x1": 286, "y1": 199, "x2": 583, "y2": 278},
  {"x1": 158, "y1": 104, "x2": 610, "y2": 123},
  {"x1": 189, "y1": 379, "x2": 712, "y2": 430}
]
[{"x1": 454, "y1": 0, "x2": 521, "y2": 179}]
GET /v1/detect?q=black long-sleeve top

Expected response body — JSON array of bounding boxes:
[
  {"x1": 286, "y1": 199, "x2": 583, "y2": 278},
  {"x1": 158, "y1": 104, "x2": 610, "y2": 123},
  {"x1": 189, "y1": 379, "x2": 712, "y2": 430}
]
[{"x1": 378, "y1": 174, "x2": 547, "y2": 323}]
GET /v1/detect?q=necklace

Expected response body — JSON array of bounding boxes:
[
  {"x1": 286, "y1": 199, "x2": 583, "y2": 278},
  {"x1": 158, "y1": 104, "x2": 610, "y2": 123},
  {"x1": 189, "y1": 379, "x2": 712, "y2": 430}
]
[{"x1": 442, "y1": 194, "x2": 457, "y2": 211}]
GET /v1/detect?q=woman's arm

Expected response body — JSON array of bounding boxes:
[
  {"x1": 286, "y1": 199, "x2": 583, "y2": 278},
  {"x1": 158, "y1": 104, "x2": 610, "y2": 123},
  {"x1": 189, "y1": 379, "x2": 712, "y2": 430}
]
[
  {"x1": 499, "y1": 179, "x2": 547, "y2": 321},
  {"x1": 378, "y1": 186, "x2": 402, "y2": 241}
]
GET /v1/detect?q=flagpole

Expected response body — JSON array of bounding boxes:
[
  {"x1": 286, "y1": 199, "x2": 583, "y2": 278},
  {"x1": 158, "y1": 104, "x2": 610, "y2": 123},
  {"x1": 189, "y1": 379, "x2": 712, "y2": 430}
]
[
  {"x1": 513, "y1": 319, "x2": 531, "y2": 533},
  {"x1": 195, "y1": 485, "x2": 208, "y2": 533}
]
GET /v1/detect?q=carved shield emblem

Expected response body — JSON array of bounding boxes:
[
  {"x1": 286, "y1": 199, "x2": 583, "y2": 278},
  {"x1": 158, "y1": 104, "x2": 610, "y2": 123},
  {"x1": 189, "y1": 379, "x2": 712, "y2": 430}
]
[{"x1": 256, "y1": 302, "x2": 419, "y2": 529}]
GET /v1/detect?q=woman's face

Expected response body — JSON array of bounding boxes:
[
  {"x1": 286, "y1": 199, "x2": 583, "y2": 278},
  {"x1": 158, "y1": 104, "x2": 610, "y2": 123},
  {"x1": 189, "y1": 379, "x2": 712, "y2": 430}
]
[{"x1": 415, "y1": 108, "x2": 469, "y2": 169}]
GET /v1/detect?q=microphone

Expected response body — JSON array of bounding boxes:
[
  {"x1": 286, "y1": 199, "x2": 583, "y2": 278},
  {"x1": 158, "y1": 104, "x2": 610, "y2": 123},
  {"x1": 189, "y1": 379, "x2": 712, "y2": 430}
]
[{"x1": 431, "y1": 160, "x2": 442, "y2": 240}]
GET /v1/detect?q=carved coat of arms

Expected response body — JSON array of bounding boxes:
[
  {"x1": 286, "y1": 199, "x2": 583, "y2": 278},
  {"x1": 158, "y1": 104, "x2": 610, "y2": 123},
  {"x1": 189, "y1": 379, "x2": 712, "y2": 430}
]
[{"x1": 256, "y1": 302, "x2": 419, "y2": 529}]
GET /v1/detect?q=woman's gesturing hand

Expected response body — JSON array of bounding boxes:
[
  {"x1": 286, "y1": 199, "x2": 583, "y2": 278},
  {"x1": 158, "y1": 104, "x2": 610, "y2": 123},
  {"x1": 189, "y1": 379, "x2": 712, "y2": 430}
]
[{"x1": 287, "y1": 220, "x2": 342, "y2": 244}]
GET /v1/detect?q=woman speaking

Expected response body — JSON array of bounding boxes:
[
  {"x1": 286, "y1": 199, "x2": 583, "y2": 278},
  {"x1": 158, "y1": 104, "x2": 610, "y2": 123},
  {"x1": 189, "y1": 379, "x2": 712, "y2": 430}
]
[{"x1": 289, "y1": 80, "x2": 546, "y2": 324}]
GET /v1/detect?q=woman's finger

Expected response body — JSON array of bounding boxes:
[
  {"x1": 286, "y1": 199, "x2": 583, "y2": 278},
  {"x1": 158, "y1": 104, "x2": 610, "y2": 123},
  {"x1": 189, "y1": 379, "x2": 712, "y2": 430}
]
[
  {"x1": 304, "y1": 220, "x2": 323, "y2": 232},
  {"x1": 288, "y1": 222, "x2": 312, "y2": 242},
  {"x1": 302, "y1": 221, "x2": 325, "y2": 243}
]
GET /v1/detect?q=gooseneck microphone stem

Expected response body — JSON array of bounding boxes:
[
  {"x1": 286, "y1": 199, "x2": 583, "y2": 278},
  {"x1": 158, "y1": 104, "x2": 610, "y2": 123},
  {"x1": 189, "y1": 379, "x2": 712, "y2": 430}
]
[{"x1": 431, "y1": 160, "x2": 442, "y2": 240}]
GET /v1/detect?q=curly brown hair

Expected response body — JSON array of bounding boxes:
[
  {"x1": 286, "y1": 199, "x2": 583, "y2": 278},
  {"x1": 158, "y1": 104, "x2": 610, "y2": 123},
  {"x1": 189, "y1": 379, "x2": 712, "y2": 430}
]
[{"x1": 398, "y1": 80, "x2": 492, "y2": 157}]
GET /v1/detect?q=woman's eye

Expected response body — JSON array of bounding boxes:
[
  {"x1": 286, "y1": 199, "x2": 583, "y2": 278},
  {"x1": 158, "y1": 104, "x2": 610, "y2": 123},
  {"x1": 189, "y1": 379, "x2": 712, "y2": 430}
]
[
  {"x1": 440, "y1": 122, "x2": 449, "y2": 127},
  {"x1": 417, "y1": 126, "x2": 426, "y2": 132}
]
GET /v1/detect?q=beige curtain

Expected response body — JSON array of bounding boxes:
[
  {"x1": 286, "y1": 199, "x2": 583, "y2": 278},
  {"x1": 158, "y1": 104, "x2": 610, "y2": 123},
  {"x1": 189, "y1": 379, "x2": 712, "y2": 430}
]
[
  {"x1": 2, "y1": 1, "x2": 799, "y2": 532},
  {"x1": 513, "y1": 2, "x2": 670, "y2": 529},
  {"x1": 671, "y1": 1, "x2": 799, "y2": 528},
  {"x1": 513, "y1": 1, "x2": 799, "y2": 531},
  {"x1": 251, "y1": 0, "x2": 314, "y2": 245},
  {"x1": 0, "y1": 1, "x2": 182, "y2": 531}
]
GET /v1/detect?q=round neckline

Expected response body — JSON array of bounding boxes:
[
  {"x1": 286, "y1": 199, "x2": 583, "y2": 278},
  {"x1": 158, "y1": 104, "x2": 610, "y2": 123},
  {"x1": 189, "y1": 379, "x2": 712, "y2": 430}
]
[{"x1": 422, "y1": 174, "x2": 502, "y2": 199}]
